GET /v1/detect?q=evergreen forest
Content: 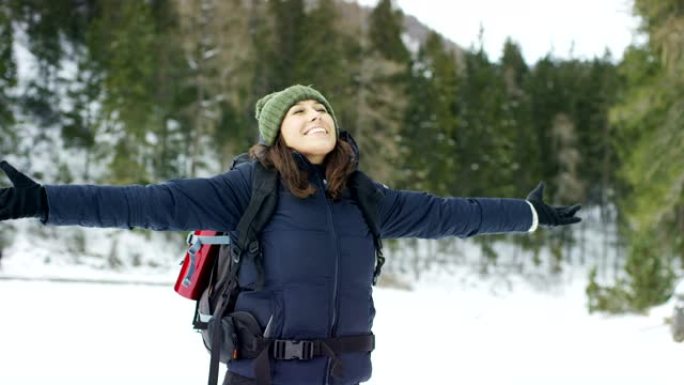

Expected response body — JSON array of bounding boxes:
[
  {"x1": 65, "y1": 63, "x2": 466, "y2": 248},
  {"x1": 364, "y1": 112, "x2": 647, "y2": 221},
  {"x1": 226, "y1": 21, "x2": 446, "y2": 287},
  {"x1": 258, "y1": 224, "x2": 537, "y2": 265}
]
[{"x1": 0, "y1": 0, "x2": 682, "y2": 313}]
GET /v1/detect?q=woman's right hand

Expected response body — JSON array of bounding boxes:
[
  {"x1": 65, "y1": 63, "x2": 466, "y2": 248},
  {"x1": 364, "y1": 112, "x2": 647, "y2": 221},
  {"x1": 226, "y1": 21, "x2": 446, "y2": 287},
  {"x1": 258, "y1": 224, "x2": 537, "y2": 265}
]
[{"x1": 0, "y1": 161, "x2": 47, "y2": 221}]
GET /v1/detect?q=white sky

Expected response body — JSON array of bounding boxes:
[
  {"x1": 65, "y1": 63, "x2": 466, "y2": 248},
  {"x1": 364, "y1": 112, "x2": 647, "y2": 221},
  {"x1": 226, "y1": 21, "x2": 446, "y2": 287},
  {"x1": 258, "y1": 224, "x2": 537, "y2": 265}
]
[{"x1": 353, "y1": 0, "x2": 643, "y2": 63}]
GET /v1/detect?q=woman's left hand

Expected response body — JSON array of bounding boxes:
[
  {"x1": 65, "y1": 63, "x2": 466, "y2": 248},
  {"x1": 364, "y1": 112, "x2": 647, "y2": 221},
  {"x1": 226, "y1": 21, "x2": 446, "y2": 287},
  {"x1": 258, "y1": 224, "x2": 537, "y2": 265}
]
[{"x1": 526, "y1": 182, "x2": 582, "y2": 227}]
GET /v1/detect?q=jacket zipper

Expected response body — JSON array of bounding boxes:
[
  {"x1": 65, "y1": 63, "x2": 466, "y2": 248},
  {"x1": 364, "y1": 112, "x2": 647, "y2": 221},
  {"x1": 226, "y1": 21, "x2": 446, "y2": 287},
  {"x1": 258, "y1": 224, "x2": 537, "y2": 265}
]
[
  {"x1": 327, "y1": 195, "x2": 342, "y2": 337},
  {"x1": 317, "y1": 174, "x2": 341, "y2": 385}
]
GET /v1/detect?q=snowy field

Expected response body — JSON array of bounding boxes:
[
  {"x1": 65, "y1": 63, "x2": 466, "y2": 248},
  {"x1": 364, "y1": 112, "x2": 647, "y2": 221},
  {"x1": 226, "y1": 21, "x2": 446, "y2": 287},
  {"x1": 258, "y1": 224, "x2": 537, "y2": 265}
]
[{"x1": 0, "y1": 273, "x2": 681, "y2": 385}]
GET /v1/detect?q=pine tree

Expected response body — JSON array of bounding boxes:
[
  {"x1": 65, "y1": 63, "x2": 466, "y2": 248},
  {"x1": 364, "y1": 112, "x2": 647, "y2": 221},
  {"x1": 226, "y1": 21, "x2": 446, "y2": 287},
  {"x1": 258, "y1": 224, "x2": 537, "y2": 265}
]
[
  {"x1": 368, "y1": 0, "x2": 409, "y2": 63},
  {"x1": 352, "y1": 0, "x2": 410, "y2": 182},
  {"x1": 266, "y1": 0, "x2": 307, "y2": 89},
  {"x1": 401, "y1": 31, "x2": 459, "y2": 194},
  {"x1": 173, "y1": 0, "x2": 254, "y2": 175},
  {"x1": 623, "y1": 230, "x2": 676, "y2": 311},
  {"x1": 8, "y1": 0, "x2": 65, "y2": 128},
  {"x1": 3, "y1": 0, "x2": 101, "y2": 182},
  {"x1": 500, "y1": 39, "x2": 536, "y2": 194},
  {"x1": 587, "y1": 0, "x2": 684, "y2": 312},
  {"x1": 0, "y1": 1, "x2": 16, "y2": 139},
  {"x1": 87, "y1": 1, "x2": 164, "y2": 183},
  {"x1": 620, "y1": 0, "x2": 684, "y2": 232},
  {"x1": 458, "y1": 46, "x2": 513, "y2": 196},
  {"x1": 295, "y1": 0, "x2": 342, "y2": 88},
  {"x1": 60, "y1": 46, "x2": 103, "y2": 181},
  {"x1": 575, "y1": 54, "x2": 620, "y2": 206},
  {"x1": 137, "y1": 0, "x2": 195, "y2": 179},
  {"x1": 549, "y1": 112, "x2": 583, "y2": 203},
  {"x1": 241, "y1": 0, "x2": 279, "y2": 147}
]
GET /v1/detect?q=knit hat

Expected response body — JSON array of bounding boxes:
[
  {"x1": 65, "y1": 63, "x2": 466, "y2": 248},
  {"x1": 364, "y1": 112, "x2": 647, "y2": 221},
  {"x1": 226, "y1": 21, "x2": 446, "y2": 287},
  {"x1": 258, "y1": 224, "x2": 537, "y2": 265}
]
[{"x1": 255, "y1": 84, "x2": 339, "y2": 146}]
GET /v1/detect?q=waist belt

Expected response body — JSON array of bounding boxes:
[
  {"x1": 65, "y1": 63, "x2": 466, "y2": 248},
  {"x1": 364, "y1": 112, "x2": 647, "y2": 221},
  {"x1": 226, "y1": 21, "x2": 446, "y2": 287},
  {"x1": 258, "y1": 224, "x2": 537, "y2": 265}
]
[
  {"x1": 270, "y1": 334, "x2": 375, "y2": 360},
  {"x1": 251, "y1": 334, "x2": 375, "y2": 385}
]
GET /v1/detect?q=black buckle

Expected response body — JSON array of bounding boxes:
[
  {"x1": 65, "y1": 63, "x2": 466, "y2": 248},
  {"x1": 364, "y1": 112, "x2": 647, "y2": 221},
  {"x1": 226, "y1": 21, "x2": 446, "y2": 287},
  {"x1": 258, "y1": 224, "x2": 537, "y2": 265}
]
[
  {"x1": 230, "y1": 244, "x2": 241, "y2": 264},
  {"x1": 272, "y1": 340, "x2": 315, "y2": 360},
  {"x1": 248, "y1": 240, "x2": 260, "y2": 255}
]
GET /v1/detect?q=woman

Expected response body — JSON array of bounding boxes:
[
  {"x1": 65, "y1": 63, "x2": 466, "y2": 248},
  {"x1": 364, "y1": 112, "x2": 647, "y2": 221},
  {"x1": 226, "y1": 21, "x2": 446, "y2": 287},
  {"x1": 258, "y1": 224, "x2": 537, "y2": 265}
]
[{"x1": 0, "y1": 84, "x2": 581, "y2": 385}]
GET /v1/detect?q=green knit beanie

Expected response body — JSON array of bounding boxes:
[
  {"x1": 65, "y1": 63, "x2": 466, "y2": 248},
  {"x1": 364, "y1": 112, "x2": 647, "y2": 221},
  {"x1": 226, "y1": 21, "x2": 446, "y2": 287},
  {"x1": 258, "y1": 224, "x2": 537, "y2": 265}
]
[{"x1": 255, "y1": 84, "x2": 339, "y2": 146}]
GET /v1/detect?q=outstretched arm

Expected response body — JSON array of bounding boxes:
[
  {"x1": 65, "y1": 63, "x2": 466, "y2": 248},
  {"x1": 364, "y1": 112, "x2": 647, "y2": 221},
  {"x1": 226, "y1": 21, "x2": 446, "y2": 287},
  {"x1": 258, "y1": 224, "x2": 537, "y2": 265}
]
[
  {"x1": 0, "y1": 160, "x2": 253, "y2": 232},
  {"x1": 377, "y1": 182, "x2": 581, "y2": 239}
]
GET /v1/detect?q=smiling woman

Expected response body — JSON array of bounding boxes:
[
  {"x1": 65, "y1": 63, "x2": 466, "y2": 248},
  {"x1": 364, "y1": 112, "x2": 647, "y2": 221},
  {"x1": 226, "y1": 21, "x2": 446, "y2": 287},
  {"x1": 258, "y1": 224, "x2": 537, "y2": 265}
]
[{"x1": 0, "y1": 84, "x2": 582, "y2": 385}]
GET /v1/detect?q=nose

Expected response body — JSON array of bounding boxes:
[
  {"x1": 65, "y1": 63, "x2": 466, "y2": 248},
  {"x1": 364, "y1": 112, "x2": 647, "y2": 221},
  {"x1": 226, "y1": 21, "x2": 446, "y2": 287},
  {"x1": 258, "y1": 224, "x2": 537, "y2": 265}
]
[{"x1": 309, "y1": 109, "x2": 322, "y2": 121}]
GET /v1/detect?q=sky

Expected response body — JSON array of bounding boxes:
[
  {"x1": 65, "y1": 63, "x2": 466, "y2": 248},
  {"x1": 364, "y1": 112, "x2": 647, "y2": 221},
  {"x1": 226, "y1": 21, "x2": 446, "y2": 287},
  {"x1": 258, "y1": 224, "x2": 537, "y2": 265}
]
[{"x1": 352, "y1": 0, "x2": 642, "y2": 64}]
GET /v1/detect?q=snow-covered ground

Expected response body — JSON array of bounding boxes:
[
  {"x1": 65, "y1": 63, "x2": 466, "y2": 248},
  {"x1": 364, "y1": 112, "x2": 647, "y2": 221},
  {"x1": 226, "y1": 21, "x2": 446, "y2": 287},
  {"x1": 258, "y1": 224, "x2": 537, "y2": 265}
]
[
  {"x1": 0, "y1": 270, "x2": 680, "y2": 385},
  {"x1": 3, "y1": 13, "x2": 680, "y2": 385},
  {"x1": 0, "y1": 209, "x2": 680, "y2": 385}
]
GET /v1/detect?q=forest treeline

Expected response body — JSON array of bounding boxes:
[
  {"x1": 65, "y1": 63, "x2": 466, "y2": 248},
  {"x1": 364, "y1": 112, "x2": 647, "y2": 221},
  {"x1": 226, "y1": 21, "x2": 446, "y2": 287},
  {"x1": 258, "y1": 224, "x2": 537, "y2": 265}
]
[{"x1": 0, "y1": 0, "x2": 682, "y2": 312}]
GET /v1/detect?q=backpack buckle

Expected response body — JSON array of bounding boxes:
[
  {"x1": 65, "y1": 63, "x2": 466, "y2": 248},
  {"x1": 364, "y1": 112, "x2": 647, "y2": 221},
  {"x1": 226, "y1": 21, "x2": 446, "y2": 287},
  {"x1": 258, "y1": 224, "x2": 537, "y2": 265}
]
[
  {"x1": 248, "y1": 240, "x2": 260, "y2": 255},
  {"x1": 230, "y1": 244, "x2": 241, "y2": 264},
  {"x1": 272, "y1": 340, "x2": 315, "y2": 360}
]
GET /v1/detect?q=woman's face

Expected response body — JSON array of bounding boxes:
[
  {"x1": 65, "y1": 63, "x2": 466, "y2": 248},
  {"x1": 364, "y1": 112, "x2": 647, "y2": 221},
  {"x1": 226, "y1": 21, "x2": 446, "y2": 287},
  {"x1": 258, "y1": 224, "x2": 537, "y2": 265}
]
[{"x1": 279, "y1": 99, "x2": 337, "y2": 165}]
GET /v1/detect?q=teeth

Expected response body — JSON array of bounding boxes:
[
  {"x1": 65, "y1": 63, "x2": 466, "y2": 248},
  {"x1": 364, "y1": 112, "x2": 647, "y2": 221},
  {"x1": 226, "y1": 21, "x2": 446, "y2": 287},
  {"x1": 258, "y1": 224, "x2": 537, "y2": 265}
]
[{"x1": 306, "y1": 127, "x2": 326, "y2": 135}]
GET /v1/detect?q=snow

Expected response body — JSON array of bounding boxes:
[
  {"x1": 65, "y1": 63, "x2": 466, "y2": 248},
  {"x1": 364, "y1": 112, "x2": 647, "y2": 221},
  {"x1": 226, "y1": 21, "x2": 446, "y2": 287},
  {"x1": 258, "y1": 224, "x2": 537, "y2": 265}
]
[
  {"x1": 0, "y1": 280, "x2": 204, "y2": 385},
  {"x1": 0, "y1": 212, "x2": 680, "y2": 384},
  {"x1": 0, "y1": 267, "x2": 680, "y2": 385},
  {"x1": 2, "y1": 13, "x2": 680, "y2": 385},
  {"x1": 373, "y1": 276, "x2": 680, "y2": 385},
  {"x1": 0, "y1": 219, "x2": 184, "y2": 284}
]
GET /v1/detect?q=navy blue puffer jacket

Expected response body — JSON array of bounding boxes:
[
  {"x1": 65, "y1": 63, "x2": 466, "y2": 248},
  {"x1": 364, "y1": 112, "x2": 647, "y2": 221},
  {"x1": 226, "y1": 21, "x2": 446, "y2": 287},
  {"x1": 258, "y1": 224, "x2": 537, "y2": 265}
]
[{"x1": 44, "y1": 156, "x2": 533, "y2": 385}]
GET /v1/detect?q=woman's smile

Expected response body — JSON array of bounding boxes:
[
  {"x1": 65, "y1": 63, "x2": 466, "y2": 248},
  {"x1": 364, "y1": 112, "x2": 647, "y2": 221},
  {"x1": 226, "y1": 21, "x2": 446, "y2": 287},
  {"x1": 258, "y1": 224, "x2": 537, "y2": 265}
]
[{"x1": 303, "y1": 126, "x2": 328, "y2": 136}]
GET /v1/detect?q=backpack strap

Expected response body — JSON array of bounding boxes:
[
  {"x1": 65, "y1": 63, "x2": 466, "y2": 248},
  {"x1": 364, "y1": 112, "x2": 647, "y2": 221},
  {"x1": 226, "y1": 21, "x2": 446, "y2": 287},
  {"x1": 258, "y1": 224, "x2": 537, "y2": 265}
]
[
  {"x1": 206, "y1": 160, "x2": 278, "y2": 385},
  {"x1": 349, "y1": 170, "x2": 386, "y2": 285},
  {"x1": 233, "y1": 161, "x2": 279, "y2": 287}
]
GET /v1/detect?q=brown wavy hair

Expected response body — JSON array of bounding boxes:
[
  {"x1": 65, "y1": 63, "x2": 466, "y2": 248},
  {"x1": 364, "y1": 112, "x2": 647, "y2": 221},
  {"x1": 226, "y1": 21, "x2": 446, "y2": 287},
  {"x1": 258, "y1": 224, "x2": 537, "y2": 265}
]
[{"x1": 249, "y1": 135, "x2": 357, "y2": 200}]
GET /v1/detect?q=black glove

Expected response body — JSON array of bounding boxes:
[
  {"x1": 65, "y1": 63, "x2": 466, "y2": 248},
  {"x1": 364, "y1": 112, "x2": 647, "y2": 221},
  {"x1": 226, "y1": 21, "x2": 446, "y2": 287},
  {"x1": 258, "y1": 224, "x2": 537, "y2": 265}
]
[
  {"x1": 0, "y1": 161, "x2": 48, "y2": 221},
  {"x1": 526, "y1": 182, "x2": 581, "y2": 227}
]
